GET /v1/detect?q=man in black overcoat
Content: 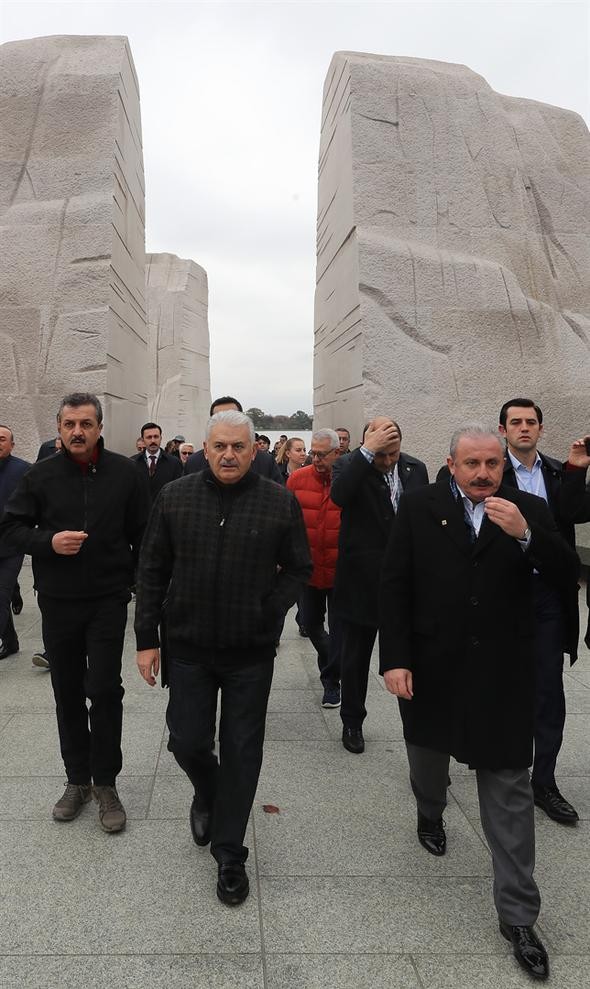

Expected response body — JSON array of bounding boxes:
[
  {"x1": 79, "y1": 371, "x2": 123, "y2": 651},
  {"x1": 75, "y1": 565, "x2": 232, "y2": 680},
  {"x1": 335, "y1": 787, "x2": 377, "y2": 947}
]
[
  {"x1": 331, "y1": 417, "x2": 428, "y2": 753},
  {"x1": 379, "y1": 425, "x2": 579, "y2": 982}
]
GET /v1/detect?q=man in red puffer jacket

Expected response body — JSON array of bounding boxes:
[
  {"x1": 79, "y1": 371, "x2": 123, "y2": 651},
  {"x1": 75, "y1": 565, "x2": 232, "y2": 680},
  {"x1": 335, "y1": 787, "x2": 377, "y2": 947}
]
[{"x1": 287, "y1": 428, "x2": 342, "y2": 707}]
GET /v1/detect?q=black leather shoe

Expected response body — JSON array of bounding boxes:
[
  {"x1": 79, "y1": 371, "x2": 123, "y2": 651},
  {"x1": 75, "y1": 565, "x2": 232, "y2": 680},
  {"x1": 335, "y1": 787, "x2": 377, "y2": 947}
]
[
  {"x1": 417, "y1": 811, "x2": 446, "y2": 856},
  {"x1": 533, "y1": 784, "x2": 579, "y2": 825},
  {"x1": 342, "y1": 727, "x2": 364, "y2": 754},
  {"x1": 217, "y1": 863, "x2": 249, "y2": 906},
  {"x1": 499, "y1": 922, "x2": 549, "y2": 980},
  {"x1": 0, "y1": 638, "x2": 19, "y2": 660},
  {"x1": 189, "y1": 796, "x2": 211, "y2": 846}
]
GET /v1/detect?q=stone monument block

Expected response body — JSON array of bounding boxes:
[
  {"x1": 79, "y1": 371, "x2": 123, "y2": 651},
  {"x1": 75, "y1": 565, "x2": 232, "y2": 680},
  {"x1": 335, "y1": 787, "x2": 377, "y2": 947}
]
[
  {"x1": 314, "y1": 52, "x2": 590, "y2": 493},
  {"x1": 0, "y1": 35, "x2": 147, "y2": 459},
  {"x1": 147, "y1": 253, "x2": 211, "y2": 445}
]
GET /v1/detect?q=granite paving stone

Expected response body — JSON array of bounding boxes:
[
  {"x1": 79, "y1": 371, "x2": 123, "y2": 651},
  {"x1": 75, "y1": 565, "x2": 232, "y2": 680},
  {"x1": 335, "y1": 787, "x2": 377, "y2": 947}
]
[{"x1": 1, "y1": 569, "x2": 588, "y2": 987}]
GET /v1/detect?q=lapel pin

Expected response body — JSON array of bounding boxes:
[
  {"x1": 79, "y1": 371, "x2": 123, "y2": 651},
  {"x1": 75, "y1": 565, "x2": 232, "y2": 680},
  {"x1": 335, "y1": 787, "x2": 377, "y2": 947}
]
[{"x1": 441, "y1": 519, "x2": 447, "y2": 526}]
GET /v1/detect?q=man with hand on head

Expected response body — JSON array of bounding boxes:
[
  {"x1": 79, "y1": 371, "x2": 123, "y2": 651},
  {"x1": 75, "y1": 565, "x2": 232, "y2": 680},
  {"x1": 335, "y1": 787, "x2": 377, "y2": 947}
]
[
  {"x1": 0, "y1": 392, "x2": 149, "y2": 832},
  {"x1": 379, "y1": 425, "x2": 579, "y2": 982},
  {"x1": 331, "y1": 417, "x2": 428, "y2": 754},
  {"x1": 134, "y1": 410, "x2": 311, "y2": 907}
]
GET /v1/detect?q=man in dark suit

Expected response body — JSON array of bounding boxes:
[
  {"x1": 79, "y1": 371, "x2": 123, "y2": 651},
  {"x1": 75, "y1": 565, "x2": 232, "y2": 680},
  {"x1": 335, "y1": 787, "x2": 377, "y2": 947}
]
[
  {"x1": 498, "y1": 398, "x2": 587, "y2": 825},
  {"x1": 185, "y1": 397, "x2": 283, "y2": 484},
  {"x1": 131, "y1": 422, "x2": 183, "y2": 501},
  {"x1": 379, "y1": 425, "x2": 579, "y2": 982},
  {"x1": 331, "y1": 417, "x2": 428, "y2": 753}
]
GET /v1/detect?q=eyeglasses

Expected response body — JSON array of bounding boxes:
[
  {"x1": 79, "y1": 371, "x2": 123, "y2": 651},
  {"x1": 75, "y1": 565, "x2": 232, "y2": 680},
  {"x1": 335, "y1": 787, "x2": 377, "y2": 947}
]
[{"x1": 310, "y1": 450, "x2": 332, "y2": 460}]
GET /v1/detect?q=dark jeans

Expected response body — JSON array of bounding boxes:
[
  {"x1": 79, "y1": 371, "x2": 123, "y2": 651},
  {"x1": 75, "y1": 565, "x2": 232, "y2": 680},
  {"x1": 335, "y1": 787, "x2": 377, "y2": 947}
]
[
  {"x1": 0, "y1": 554, "x2": 23, "y2": 646},
  {"x1": 340, "y1": 620, "x2": 377, "y2": 728},
  {"x1": 303, "y1": 585, "x2": 342, "y2": 688},
  {"x1": 531, "y1": 579, "x2": 566, "y2": 788},
  {"x1": 166, "y1": 655, "x2": 274, "y2": 864},
  {"x1": 39, "y1": 593, "x2": 128, "y2": 786}
]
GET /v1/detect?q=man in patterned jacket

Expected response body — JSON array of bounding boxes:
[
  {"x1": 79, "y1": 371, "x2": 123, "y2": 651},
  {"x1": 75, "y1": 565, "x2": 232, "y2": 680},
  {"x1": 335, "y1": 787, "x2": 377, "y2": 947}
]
[{"x1": 135, "y1": 410, "x2": 311, "y2": 907}]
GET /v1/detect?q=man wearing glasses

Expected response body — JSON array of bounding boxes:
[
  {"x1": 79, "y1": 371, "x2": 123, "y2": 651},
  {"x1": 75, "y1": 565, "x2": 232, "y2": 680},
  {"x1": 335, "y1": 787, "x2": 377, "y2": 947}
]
[{"x1": 287, "y1": 428, "x2": 342, "y2": 707}]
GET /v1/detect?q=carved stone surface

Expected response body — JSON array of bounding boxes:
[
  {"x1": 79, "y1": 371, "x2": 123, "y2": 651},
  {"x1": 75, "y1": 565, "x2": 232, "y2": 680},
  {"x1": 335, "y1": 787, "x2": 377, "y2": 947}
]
[
  {"x1": 0, "y1": 35, "x2": 147, "y2": 459},
  {"x1": 146, "y1": 253, "x2": 211, "y2": 445},
  {"x1": 314, "y1": 52, "x2": 590, "y2": 513}
]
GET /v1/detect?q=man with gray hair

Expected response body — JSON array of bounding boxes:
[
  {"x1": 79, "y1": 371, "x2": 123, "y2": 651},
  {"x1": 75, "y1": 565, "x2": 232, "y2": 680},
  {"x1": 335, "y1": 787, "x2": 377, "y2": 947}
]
[
  {"x1": 379, "y1": 424, "x2": 579, "y2": 981},
  {"x1": 287, "y1": 428, "x2": 342, "y2": 706},
  {"x1": 135, "y1": 410, "x2": 311, "y2": 907}
]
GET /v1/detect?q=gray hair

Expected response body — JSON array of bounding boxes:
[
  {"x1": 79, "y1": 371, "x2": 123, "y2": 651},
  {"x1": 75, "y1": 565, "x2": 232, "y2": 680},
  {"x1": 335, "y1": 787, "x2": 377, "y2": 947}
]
[
  {"x1": 205, "y1": 410, "x2": 255, "y2": 443},
  {"x1": 312, "y1": 428, "x2": 340, "y2": 450},
  {"x1": 449, "y1": 423, "x2": 503, "y2": 460}
]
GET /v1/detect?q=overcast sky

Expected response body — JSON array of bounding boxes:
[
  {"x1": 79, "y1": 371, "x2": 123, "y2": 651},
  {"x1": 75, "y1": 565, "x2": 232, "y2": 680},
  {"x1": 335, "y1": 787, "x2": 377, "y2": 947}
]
[{"x1": 2, "y1": 1, "x2": 588, "y2": 414}]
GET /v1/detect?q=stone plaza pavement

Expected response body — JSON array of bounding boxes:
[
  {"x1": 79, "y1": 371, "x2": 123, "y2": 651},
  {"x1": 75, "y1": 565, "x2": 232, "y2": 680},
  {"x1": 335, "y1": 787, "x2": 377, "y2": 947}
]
[{"x1": 1, "y1": 565, "x2": 589, "y2": 989}]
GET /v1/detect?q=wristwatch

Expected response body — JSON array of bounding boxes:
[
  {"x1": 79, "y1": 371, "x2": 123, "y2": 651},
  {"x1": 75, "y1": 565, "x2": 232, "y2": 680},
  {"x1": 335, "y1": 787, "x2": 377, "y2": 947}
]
[{"x1": 518, "y1": 526, "x2": 531, "y2": 543}]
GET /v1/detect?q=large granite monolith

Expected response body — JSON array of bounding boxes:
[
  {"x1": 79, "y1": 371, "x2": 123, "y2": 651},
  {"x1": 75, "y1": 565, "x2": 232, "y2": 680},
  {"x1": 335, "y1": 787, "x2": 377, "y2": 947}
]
[
  {"x1": 146, "y1": 253, "x2": 211, "y2": 445},
  {"x1": 0, "y1": 35, "x2": 147, "y2": 459},
  {"x1": 314, "y1": 52, "x2": 590, "y2": 555}
]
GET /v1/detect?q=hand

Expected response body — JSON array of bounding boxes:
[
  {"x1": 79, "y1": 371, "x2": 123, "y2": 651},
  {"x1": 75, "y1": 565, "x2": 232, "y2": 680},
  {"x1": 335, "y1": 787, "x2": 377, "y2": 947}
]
[
  {"x1": 363, "y1": 420, "x2": 400, "y2": 454},
  {"x1": 51, "y1": 530, "x2": 88, "y2": 555},
  {"x1": 566, "y1": 436, "x2": 590, "y2": 469},
  {"x1": 383, "y1": 668, "x2": 413, "y2": 699},
  {"x1": 483, "y1": 497, "x2": 528, "y2": 539},
  {"x1": 136, "y1": 648, "x2": 160, "y2": 686}
]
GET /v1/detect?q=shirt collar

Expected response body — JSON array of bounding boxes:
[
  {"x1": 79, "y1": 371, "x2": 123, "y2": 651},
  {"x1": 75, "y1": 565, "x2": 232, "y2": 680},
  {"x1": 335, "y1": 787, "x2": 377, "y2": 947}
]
[{"x1": 508, "y1": 449, "x2": 542, "y2": 473}]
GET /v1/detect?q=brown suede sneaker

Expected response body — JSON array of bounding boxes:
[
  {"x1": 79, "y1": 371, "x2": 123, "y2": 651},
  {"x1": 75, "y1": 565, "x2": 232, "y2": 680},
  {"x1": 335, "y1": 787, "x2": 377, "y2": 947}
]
[
  {"x1": 52, "y1": 782, "x2": 92, "y2": 822},
  {"x1": 93, "y1": 785, "x2": 126, "y2": 833}
]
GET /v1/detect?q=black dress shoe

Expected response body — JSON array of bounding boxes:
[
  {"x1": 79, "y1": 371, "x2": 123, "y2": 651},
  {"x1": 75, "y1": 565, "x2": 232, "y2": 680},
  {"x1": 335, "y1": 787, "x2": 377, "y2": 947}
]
[
  {"x1": 342, "y1": 727, "x2": 364, "y2": 754},
  {"x1": 499, "y1": 922, "x2": 549, "y2": 981},
  {"x1": 0, "y1": 638, "x2": 19, "y2": 660},
  {"x1": 189, "y1": 796, "x2": 211, "y2": 846},
  {"x1": 533, "y1": 784, "x2": 579, "y2": 825},
  {"x1": 217, "y1": 863, "x2": 249, "y2": 906},
  {"x1": 417, "y1": 811, "x2": 446, "y2": 856}
]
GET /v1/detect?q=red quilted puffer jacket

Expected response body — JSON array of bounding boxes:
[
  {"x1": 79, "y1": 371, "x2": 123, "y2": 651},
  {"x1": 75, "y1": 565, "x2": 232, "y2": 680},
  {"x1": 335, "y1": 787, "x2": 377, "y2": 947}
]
[{"x1": 287, "y1": 464, "x2": 341, "y2": 588}]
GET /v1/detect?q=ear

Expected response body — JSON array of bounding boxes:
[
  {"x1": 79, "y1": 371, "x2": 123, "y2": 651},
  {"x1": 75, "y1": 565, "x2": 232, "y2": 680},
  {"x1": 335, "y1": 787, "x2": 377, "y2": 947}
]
[
  {"x1": 251, "y1": 444, "x2": 257, "y2": 462},
  {"x1": 538, "y1": 423, "x2": 544, "y2": 437},
  {"x1": 498, "y1": 424, "x2": 506, "y2": 437},
  {"x1": 446, "y1": 455, "x2": 455, "y2": 475},
  {"x1": 203, "y1": 441, "x2": 209, "y2": 462}
]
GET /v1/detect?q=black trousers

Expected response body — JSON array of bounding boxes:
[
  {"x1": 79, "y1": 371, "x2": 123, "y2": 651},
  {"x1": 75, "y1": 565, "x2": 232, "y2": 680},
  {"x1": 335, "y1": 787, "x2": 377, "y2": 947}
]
[
  {"x1": 339, "y1": 620, "x2": 377, "y2": 729},
  {"x1": 166, "y1": 655, "x2": 274, "y2": 865},
  {"x1": 303, "y1": 585, "x2": 342, "y2": 688},
  {"x1": 39, "y1": 593, "x2": 128, "y2": 786},
  {"x1": 531, "y1": 579, "x2": 566, "y2": 788},
  {"x1": 0, "y1": 554, "x2": 23, "y2": 647}
]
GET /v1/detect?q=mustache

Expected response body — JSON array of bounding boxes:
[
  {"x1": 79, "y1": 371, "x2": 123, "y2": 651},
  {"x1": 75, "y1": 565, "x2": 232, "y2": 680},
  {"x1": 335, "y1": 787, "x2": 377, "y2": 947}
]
[{"x1": 469, "y1": 479, "x2": 494, "y2": 487}]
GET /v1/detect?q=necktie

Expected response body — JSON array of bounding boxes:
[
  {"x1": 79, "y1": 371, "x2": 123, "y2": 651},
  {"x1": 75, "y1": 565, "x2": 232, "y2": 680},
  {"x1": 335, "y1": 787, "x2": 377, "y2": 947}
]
[{"x1": 149, "y1": 455, "x2": 156, "y2": 477}]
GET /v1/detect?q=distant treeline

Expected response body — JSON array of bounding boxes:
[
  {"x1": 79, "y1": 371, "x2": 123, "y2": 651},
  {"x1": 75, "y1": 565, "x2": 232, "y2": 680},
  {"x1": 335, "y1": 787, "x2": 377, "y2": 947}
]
[{"x1": 246, "y1": 409, "x2": 313, "y2": 431}]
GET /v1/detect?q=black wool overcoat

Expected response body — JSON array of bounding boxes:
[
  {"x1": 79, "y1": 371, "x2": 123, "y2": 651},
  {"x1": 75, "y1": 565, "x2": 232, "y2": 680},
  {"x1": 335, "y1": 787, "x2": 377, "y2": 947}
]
[{"x1": 379, "y1": 481, "x2": 580, "y2": 770}]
